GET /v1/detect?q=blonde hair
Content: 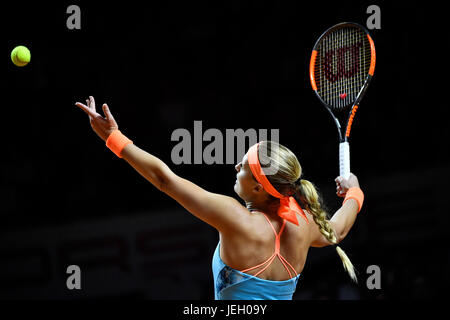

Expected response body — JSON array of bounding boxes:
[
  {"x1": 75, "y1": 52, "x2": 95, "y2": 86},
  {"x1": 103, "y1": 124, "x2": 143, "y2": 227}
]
[{"x1": 257, "y1": 141, "x2": 358, "y2": 283}]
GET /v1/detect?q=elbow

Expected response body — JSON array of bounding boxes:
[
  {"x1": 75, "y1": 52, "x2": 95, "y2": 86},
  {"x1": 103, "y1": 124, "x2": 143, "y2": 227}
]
[
  {"x1": 335, "y1": 228, "x2": 350, "y2": 244},
  {"x1": 155, "y1": 174, "x2": 168, "y2": 192},
  {"x1": 330, "y1": 220, "x2": 349, "y2": 245},
  {"x1": 335, "y1": 233, "x2": 343, "y2": 245},
  {"x1": 146, "y1": 166, "x2": 173, "y2": 193},
  {"x1": 154, "y1": 170, "x2": 174, "y2": 193}
]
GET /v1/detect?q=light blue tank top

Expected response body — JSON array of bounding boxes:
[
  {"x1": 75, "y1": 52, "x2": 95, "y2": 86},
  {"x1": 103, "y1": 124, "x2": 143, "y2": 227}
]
[{"x1": 212, "y1": 242, "x2": 301, "y2": 300}]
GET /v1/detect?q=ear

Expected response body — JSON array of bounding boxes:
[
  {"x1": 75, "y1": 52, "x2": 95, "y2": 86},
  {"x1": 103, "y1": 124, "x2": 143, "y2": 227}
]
[{"x1": 253, "y1": 182, "x2": 264, "y2": 193}]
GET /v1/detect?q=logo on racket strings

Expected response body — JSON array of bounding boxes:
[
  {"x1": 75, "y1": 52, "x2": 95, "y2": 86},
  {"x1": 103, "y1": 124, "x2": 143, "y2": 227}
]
[{"x1": 324, "y1": 42, "x2": 362, "y2": 83}]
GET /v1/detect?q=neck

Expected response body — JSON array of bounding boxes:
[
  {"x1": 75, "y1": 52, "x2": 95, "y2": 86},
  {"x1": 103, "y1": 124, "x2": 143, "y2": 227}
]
[{"x1": 246, "y1": 200, "x2": 279, "y2": 216}]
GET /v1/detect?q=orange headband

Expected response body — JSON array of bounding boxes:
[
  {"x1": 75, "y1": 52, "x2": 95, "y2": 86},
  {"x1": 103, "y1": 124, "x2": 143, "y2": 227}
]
[{"x1": 247, "y1": 143, "x2": 308, "y2": 225}]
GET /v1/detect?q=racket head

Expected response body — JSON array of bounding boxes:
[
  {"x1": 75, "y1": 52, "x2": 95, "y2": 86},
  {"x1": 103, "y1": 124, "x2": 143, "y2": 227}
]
[{"x1": 309, "y1": 22, "x2": 376, "y2": 111}]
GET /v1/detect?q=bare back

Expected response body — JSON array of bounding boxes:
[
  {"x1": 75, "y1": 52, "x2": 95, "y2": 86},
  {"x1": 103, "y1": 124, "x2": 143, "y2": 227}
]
[{"x1": 219, "y1": 210, "x2": 313, "y2": 281}]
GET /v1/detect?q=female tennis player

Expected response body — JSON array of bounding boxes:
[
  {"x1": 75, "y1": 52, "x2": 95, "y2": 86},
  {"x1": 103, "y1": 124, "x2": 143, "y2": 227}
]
[{"x1": 75, "y1": 96, "x2": 364, "y2": 300}]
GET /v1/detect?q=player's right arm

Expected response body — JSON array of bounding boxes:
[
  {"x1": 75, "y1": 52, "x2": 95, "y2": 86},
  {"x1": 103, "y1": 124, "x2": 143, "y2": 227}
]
[
  {"x1": 309, "y1": 174, "x2": 361, "y2": 247},
  {"x1": 75, "y1": 96, "x2": 250, "y2": 235}
]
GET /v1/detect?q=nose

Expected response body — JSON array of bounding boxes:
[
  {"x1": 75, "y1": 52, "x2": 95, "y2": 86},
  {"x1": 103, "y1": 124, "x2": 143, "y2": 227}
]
[{"x1": 235, "y1": 162, "x2": 241, "y2": 172}]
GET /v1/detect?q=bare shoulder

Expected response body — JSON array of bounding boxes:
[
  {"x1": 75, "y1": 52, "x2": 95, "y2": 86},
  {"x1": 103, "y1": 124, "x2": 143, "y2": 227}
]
[{"x1": 208, "y1": 193, "x2": 254, "y2": 235}]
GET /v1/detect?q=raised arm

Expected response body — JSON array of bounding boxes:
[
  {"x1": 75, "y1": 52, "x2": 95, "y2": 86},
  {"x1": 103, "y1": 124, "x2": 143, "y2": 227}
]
[
  {"x1": 120, "y1": 143, "x2": 249, "y2": 233},
  {"x1": 75, "y1": 96, "x2": 249, "y2": 234},
  {"x1": 309, "y1": 174, "x2": 362, "y2": 247}
]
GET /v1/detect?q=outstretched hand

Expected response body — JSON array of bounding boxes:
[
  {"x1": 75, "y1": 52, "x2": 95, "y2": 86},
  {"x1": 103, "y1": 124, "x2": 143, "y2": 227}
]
[
  {"x1": 335, "y1": 173, "x2": 360, "y2": 197},
  {"x1": 75, "y1": 96, "x2": 118, "y2": 142}
]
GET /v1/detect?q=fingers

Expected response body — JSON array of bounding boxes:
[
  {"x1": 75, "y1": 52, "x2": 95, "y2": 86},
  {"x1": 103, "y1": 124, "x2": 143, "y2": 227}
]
[
  {"x1": 76, "y1": 98, "x2": 117, "y2": 135},
  {"x1": 86, "y1": 96, "x2": 97, "y2": 122},
  {"x1": 102, "y1": 104, "x2": 115, "y2": 121},
  {"x1": 89, "y1": 96, "x2": 97, "y2": 113},
  {"x1": 75, "y1": 102, "x2": 96, "y2": 118},
  {"x1": 85, "y1": 99, "x2": 93, "y2": 121},
  {"x1": 336, "y1": 186, "x2": 346, "y2": 197},
  {"x1": 335, "y1": 176, "x2": 347, "y2": 197},
  {"x1": 77, "y1": 96, "x2": 97, "y2": 120},
  {"x1": 75, "y1": 96, "x2": 103, "y2": 119}
]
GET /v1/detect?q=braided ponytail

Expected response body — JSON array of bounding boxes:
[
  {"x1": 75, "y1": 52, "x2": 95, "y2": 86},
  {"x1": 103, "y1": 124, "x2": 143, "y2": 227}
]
[{"x1": 296, "y1": 179, "x2": 358, "y2": 283}]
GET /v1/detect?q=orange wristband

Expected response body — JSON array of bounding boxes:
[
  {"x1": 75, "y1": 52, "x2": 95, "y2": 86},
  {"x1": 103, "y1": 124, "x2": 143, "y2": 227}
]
[
  {"x1": 343, "y1": 187, "x2": 364, "y2": 213},
  {"x1": 106, "y1": 130, "x2": 133, "y2": 158}
]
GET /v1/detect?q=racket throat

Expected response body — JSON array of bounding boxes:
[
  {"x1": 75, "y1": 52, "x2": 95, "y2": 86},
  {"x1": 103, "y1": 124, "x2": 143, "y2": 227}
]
[
  {"x1": 339, "y1": 142, "x2": 351, "y2": 179},
  {"x1": 324, "y1": 106, "x2": 344, "y2": 141}
]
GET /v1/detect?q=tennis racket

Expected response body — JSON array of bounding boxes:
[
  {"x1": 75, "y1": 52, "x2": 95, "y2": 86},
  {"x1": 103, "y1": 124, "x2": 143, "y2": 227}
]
[{"x1": 309, "y1": 22, "x2": 376, "y2": 179}]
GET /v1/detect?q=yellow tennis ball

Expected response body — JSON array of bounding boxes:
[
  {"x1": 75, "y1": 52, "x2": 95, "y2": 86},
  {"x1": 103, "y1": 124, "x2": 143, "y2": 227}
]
[{"x1": 11, "y1": 45, "x2": 31, "y2": 67}]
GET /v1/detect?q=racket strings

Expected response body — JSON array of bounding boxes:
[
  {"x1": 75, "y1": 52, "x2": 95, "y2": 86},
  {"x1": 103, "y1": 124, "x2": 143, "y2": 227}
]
[
  {"x1": 317, "y1": 57, "x2": 370, "y2": 103},
  {"x1": 314, "y1": 27, "x2": 371, "y2": 109},
  {"x1": 318, "y1": 49, "x2": 370, "y2": 98}
]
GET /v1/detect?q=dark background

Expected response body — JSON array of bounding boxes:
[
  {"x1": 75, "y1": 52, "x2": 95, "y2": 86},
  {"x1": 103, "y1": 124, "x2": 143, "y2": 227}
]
[{"x1": 1, "y1": 0, "x2": 448, "y2": 300}]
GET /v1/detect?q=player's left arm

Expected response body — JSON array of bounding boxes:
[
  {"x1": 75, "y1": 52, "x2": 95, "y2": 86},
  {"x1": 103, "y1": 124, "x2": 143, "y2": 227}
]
[
  {"x1": 75, "y1": 96, "x2": 251, "y2": 235},
  {"x1": 119, "y1": 143, "x2": 250, "y2": 233}
]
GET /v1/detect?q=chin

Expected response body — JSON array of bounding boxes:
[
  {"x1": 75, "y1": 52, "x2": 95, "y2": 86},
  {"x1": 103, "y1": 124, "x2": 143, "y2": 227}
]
[
  {"x1": 234, "y1": 185, "x2": 246, "y2": 201},
  {"x1": 233, "y1": 183, "x2": 241, "y2": 196}
]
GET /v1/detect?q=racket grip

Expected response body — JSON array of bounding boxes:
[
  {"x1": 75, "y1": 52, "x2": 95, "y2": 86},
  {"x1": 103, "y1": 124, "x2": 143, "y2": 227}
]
[{"x1": 339, "y1": 142, "x2": 351, "y2": 180}]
